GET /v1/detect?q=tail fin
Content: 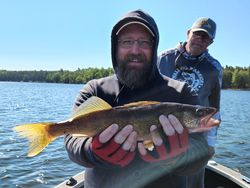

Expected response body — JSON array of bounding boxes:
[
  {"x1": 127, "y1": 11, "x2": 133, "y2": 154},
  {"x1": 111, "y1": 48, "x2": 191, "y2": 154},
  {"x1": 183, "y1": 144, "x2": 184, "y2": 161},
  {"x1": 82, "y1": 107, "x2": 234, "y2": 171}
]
[{"x1": 13, "y1": 123, "x2": 56, "y2": 157}]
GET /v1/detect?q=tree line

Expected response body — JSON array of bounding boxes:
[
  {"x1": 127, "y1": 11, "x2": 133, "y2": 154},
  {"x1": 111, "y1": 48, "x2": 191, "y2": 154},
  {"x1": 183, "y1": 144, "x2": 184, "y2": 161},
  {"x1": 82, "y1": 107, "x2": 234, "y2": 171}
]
[
  {"x1": 0, "y1": 68, "x2": 114, "y2": 84},
  {"x1": 0, "y1": 66, "x2": 250, "y2": 89},
  {"x1": 222, "y1": 66, "x2": 250, "y2": 89}
]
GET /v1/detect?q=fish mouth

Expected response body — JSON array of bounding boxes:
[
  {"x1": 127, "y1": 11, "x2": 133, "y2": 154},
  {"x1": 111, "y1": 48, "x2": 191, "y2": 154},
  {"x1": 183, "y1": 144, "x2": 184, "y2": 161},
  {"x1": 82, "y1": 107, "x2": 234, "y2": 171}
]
[{"x1": 191, "y1": 107, "x2": 217, "y2": 133}]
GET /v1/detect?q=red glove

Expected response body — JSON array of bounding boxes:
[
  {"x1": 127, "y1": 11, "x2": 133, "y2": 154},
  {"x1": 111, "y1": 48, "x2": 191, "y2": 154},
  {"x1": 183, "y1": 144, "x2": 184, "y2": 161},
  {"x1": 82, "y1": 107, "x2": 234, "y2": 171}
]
[
  {"x1": 140, "y1": 128, "x2": 188, "y2": 163},
  {"x1": 91, "y1": 134, "x2": 135, "y2": 167}
]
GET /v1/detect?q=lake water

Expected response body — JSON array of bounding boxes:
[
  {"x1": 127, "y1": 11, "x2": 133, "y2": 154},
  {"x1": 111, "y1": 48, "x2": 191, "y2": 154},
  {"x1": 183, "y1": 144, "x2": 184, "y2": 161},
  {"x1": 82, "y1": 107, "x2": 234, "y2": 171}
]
[{"x1": 1, "y1": 82, "x2": 250, "y2": 187}]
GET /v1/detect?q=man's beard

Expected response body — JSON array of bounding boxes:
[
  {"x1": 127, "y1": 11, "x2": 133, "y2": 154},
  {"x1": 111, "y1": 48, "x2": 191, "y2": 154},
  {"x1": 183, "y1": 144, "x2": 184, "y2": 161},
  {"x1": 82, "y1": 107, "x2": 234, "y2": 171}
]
[{"x1": 115, "y1": 54, "x2": 152, "y2": 89}]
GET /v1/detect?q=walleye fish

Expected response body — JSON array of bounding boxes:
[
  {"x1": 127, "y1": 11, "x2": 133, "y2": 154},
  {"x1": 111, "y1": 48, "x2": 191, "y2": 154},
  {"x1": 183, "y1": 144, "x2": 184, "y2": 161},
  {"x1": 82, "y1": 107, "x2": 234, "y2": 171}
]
[{"x1": 13, "y1": 96, "x2": 217, "y2": 157}]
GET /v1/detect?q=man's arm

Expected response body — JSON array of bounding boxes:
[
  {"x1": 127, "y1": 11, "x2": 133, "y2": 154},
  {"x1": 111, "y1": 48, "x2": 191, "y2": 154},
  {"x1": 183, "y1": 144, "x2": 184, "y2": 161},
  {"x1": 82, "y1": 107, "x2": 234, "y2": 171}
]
[
  {"x1": 64, "y1": 81, "x2": 96, "y2": 167},
  {"x1": 64, "y1": 81, "x2": 137, "y2": 168}
]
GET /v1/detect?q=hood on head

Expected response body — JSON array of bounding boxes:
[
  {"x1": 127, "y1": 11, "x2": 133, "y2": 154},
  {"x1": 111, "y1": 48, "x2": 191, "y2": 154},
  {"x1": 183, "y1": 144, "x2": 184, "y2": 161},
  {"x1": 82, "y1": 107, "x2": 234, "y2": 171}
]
[{"x1": 111, "y1": 9, "x2": 159, "y2": 74}]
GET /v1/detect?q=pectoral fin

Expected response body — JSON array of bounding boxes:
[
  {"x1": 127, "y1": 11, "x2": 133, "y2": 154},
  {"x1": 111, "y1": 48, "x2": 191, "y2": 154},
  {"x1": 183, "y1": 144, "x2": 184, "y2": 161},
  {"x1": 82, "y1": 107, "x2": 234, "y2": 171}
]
[{"x1": 143, "y1": 140, "x2": 154, "y2": 151}]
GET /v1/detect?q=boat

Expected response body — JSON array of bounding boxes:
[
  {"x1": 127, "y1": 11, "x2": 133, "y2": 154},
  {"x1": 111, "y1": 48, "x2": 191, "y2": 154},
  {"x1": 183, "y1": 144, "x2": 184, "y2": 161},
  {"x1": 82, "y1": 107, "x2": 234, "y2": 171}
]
[
  {"x1": 205, "y1": 161, "x2": 250, "y2": 188},
  {"x1": 55, "y1": 160, "x2": 250, "y2": 188}
]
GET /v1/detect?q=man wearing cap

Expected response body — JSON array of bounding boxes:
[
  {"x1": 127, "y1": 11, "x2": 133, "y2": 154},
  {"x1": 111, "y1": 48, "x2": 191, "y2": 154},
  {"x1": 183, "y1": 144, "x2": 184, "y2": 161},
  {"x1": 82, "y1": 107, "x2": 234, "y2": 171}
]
[
  {"x1": 158, "y1": 17, "x2": 222, "y2": 188},
  {"x1": 65, "y1": 12, "x2": 218, "y2": 188}
]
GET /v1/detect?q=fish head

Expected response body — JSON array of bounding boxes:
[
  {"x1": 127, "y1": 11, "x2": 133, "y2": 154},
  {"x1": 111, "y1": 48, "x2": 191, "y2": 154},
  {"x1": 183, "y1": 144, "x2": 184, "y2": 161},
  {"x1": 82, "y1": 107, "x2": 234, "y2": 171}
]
[{"x1": 180, "y1": 105, "x2": 217, "y2": 133}]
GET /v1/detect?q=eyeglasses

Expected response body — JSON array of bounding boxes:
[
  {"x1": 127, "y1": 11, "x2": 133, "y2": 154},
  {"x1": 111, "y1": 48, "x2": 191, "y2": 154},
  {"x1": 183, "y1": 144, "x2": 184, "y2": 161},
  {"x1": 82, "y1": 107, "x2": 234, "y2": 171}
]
[
  {"x1": 192, "y1": 31, "x2": 213, "y2": 43},
  {"x1": 118, "y1": 39, "x2": 154, "y2": 49}
]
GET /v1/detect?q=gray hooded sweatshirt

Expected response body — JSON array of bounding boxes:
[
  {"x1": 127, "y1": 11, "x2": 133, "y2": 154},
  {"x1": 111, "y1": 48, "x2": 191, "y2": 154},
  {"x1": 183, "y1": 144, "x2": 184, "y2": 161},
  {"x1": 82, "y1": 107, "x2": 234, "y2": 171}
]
[{"x1": 64, "y1": 10, "x2": 211, "y2": 188}]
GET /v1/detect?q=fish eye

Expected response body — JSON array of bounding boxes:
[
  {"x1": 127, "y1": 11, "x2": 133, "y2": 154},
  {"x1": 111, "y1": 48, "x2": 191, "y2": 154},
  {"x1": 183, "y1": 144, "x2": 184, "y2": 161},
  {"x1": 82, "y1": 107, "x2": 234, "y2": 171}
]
[{"x1": 195, "y1": 109, "x2": 205, "y2": 117}]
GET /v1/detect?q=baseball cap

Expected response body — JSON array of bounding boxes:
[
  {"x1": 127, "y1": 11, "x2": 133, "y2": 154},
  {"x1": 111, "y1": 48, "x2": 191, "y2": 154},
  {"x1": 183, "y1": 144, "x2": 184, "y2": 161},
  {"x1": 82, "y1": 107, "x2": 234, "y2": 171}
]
[
  {"x1": 190, "y1": 17, "x2": 216, "y2": 39},
  {"x1": 116, "y1": 21, "x2": 155, "y2": 37}
]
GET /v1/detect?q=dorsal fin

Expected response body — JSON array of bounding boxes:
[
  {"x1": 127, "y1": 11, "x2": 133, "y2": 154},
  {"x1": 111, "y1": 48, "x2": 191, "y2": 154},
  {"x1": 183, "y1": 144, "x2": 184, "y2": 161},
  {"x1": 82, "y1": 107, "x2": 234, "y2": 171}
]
[
  {"x1": 115, "y1": 101, "x2": 160, "y2": 109},
  {"x1": 71, "y1": 96, "x2": 112, "y2": 119}
]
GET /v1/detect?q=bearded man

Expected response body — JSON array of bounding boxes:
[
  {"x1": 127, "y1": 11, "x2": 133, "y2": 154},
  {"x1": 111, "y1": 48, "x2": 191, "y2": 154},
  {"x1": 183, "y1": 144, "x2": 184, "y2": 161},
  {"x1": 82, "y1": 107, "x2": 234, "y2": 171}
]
[{"x1": 65, "y1": 10, "x2": 218, "y2": 188}]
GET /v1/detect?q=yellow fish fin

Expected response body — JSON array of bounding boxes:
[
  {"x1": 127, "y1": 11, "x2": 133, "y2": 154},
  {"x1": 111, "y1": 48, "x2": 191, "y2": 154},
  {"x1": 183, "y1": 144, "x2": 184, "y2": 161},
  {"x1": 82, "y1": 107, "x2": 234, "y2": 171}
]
[
  {"x1": 13, "y1": 123, "x2": 56, "y2": 157},
  {"x1": 143, "y1": 140, "x2": 154, "y2": 150},
  {"x1": 71, "y1": 96, "x2": 112, "y2": 119},
  {"x1": 121, "y1": 101, "x2": 160, "y2": 108}
]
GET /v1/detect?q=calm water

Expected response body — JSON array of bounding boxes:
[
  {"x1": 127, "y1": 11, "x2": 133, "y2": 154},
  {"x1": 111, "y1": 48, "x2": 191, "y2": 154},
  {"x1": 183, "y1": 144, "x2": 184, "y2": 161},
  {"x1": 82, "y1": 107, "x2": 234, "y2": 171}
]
[{"x1": 0, "y1": 82, "x2": 249, "y2": 187}]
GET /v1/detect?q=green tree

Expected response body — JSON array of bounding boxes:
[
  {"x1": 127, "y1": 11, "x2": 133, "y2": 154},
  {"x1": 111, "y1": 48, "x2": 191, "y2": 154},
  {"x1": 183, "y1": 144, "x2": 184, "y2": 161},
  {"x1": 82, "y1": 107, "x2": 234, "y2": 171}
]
[
  {"x1": 232, "y1": 69, "x2": 247, "y2": 89},
  {"x1": 222, "y1": 70, "x2": 233, "y2": 89}
]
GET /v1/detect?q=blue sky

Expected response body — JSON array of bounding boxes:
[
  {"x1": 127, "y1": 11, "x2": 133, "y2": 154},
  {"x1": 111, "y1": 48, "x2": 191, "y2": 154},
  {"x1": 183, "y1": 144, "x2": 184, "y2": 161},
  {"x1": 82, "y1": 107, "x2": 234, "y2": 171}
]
[{"x1": 0, "y1": 0, "x2": 249, "y2": 71}]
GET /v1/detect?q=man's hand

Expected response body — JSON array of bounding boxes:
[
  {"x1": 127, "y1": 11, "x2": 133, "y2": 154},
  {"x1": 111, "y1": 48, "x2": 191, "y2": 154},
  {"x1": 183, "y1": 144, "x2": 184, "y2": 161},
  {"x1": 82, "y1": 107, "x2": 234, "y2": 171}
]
[
  {"x1": 138, "y1": 114, "x2": 188, "y2": 163},
  {"x1": 91, "y1": 124, "x2": 137, "y2": 167}
]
